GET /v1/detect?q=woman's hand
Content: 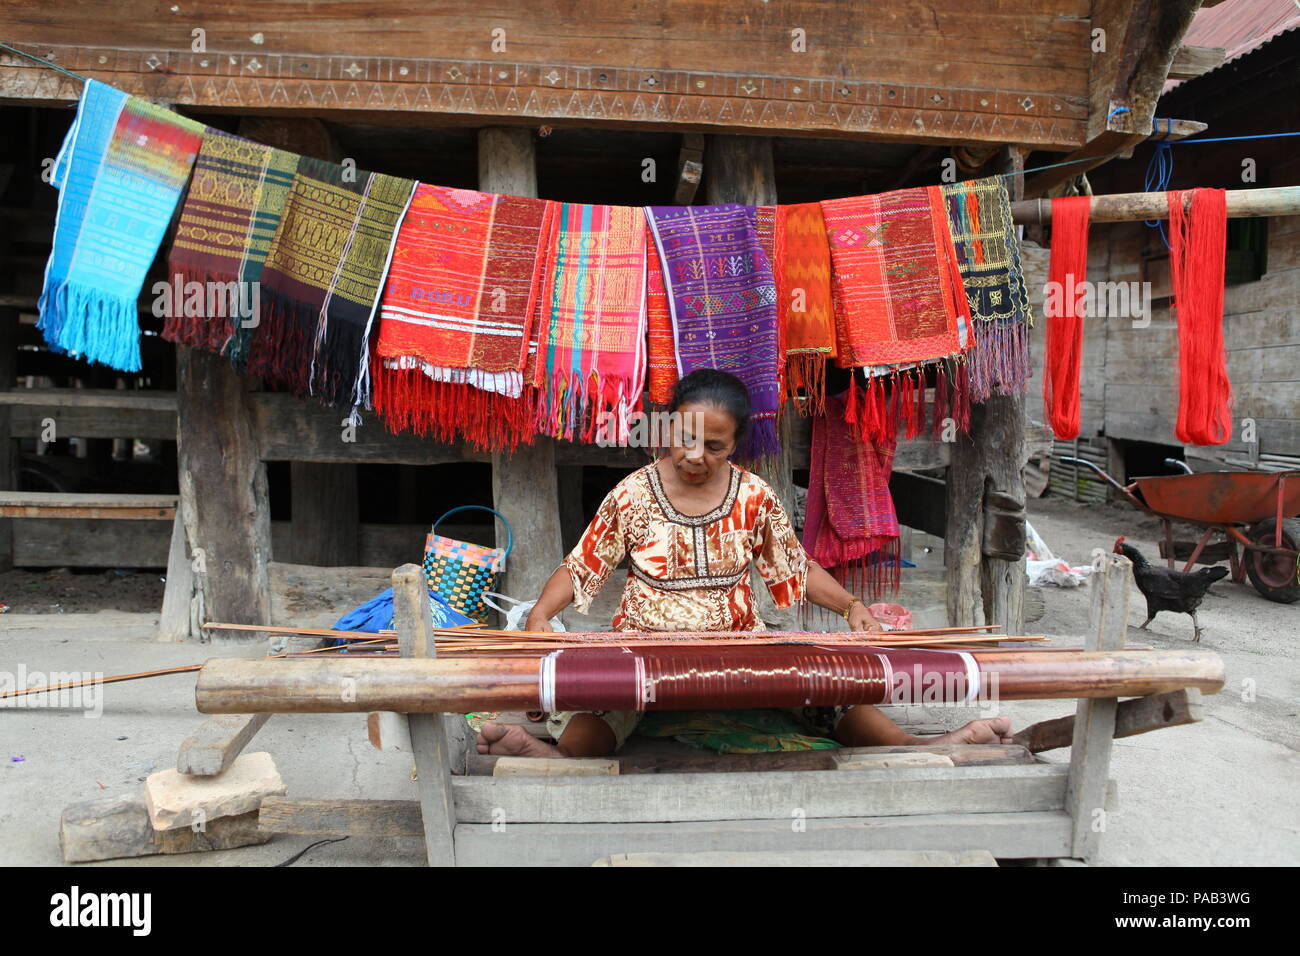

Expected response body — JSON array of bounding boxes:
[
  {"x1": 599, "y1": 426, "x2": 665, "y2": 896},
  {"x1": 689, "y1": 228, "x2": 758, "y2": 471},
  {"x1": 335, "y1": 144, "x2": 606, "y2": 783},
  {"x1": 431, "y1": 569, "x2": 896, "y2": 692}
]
[
  {"x1": 524, "y1": 611, "x2": 554, "y2": 633},
  {"x1": 847, "y1": 602, "x2": 883, "y2": 632}
]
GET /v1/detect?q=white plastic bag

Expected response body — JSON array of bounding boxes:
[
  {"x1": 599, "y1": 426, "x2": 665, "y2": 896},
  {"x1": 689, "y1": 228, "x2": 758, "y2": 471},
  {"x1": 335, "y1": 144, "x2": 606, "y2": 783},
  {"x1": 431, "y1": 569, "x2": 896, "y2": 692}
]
[{"x1": 480, "y1": 592, "x2": 566, "y2": 632}]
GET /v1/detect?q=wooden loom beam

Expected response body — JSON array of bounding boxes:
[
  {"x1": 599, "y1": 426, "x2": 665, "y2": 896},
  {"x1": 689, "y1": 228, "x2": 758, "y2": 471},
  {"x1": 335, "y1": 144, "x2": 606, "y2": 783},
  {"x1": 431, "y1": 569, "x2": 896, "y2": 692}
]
[{"x1": 192, "y1": 647, "x2": 1224, "y2": 714}]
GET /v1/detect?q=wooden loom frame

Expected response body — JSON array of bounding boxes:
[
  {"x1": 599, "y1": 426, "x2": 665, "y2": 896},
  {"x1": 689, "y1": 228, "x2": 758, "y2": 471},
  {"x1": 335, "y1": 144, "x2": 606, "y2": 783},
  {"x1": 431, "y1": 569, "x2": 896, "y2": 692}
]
[{"x1": 184, "y1": 551, "x2": 1207, "y2": 866}]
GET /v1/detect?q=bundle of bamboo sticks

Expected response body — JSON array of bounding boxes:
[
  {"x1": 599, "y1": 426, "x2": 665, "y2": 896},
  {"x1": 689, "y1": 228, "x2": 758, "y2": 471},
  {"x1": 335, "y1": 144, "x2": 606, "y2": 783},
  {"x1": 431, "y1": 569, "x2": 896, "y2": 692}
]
[{"x1": 202, "y1": 621, "x2": 1049, "y2": 657}]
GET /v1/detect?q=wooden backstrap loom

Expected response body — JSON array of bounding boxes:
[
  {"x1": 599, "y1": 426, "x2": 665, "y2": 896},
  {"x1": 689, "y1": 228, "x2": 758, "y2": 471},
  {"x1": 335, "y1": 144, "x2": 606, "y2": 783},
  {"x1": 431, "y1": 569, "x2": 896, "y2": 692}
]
[{"x1": 165, "y1": 551, "x2": 1221, "y2": 866}]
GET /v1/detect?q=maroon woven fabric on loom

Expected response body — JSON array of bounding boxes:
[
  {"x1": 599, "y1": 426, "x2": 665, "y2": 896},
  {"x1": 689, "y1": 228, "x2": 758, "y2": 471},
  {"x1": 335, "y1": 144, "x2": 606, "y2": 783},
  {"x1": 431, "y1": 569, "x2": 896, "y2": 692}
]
[
  {"x1": 548, "y1": 644, "x2": 976, "y2": 711},
  {"x1": 803, "y1": 390, "x2": 901, "y2": 597}
]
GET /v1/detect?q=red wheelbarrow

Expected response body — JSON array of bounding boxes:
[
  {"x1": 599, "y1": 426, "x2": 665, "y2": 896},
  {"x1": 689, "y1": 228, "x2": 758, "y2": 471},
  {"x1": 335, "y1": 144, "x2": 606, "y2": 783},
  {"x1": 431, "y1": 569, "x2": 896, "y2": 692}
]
[{"x1": 1060, "y1": 458, "x2": 1300, "y2": 604}]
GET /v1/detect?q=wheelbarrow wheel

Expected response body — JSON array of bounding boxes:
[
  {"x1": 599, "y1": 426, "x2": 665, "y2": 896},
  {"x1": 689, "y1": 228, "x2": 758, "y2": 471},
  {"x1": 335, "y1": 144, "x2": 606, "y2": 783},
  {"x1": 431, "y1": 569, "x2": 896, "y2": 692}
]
[{"x1": 1245, "y1": 518, "x2": 1300, "y2": 604}]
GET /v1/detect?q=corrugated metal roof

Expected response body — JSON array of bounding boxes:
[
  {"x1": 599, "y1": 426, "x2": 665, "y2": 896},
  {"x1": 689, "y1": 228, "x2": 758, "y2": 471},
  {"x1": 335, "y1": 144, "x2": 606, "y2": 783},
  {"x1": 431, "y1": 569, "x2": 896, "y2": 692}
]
[{"x1": 1178, "y1": 0, "x2": 1300, "y2": 70}]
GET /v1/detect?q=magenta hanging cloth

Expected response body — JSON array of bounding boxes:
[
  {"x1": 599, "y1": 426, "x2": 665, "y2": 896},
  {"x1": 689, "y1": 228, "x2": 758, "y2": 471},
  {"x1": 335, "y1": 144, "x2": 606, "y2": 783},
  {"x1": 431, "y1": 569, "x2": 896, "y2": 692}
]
[
  {"x1": 645, "y1": 204, "x2": 782, "y2": 459},
  {"x1": 803, "y1": 390, "x2": 901, "y2": 598}
]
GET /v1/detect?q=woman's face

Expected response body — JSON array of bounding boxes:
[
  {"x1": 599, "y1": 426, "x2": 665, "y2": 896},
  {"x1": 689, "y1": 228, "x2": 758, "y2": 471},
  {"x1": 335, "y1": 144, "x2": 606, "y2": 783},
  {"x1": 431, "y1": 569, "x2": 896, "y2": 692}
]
[{"x1": 667, "y1": 401, "x2": 738, "y2": 485}]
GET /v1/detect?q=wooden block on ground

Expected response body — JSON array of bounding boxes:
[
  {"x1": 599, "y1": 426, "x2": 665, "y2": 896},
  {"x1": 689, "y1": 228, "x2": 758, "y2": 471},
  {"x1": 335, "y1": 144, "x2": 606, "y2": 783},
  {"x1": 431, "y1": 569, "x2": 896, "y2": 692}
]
[
  {"x1": 259, "y1": 797, "x2": 424, "y2": 839},
  {"x1": 145, "y1": 751, "x2": 285, "y2": 831},
  {"x1": 61, "y1": 796, "x2": 267, "y2": 863},
  {"x1": 177, "y1": 714, "x2": 271, "y2": 775},
  {"x1": 593, "y1": 849, "x2": 997, "y2": 867},
  {"x1": 493, "y1": 757, "x2": 620, "y2": 777},
  {"x1": 832, "y1": 752, "x2": 955, "y2": 770}
]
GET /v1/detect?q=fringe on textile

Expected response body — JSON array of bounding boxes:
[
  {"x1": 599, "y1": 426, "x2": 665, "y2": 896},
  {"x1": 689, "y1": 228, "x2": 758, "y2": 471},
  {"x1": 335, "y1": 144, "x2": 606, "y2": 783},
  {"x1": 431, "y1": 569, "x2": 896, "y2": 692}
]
[
  {"x1": 309, "y1": 311, "x2": 368, "y2": 409},
  {"x1": 38, "y1": 279, "x2": 143, "y2": 373},
  {"x1": 158, "y1": 268, "x2": 241, "y2": 356},
  {"x1": 533, "y1": 372, "x2": 643, "y2": 446},
  {"x1": 842, "y1": 359, "x2": 971, "y2": 446},
  {"x1": 966, "y1": 320, "x2": 1030, "y2": 402},
  {"x1": 370, "y1": 358, "x2": 537, "y2": 452},
  {"x1": 784, "y1": 351, "x2": 829, "y2": 416},
  {"x1": 244, "y1": 286, "x2": 314, "y2": 396}
]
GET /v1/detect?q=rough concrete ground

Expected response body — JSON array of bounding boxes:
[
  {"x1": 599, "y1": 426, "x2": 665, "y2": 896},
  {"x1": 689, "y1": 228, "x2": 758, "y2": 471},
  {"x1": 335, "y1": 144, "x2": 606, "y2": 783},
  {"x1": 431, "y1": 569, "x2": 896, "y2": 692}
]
[{"x1": 0, "y1": 494, "x2": 1296, "y2": 866}]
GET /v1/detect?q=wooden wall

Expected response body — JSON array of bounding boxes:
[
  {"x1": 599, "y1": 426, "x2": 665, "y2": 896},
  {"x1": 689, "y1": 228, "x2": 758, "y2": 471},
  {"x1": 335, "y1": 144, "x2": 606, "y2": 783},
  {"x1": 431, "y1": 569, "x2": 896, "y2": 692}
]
[{"x1": 0, "y1": 0, "x2": 1093, "y2": 147}]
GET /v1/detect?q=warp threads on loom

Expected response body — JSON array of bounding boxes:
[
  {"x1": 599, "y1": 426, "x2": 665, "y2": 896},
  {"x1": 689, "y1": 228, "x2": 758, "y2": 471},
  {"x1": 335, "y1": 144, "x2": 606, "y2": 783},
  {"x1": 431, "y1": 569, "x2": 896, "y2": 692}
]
[
  {"x1": 1043, "y1": 195, "x2": 1091, "y2": 440},
  {"x1": 543, "y1": 645, "x2": 980, "y2": 712},
  {"x1": 1168, "y1": 188, "x2": 1232, "y2": 446}
]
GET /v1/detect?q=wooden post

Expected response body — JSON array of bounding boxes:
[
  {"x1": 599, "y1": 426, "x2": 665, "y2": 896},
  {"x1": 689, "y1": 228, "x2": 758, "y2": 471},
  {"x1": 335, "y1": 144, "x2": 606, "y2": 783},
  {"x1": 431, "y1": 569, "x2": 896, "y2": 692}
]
[
  {"x1": 393, "y1": 563, "x2": 457, "y2": 866},
  {"x1": 705, "y1": 135, "x2": 798, "y2": 627},
  {"x1": 1065, "y1": 551, "x2": 1130, "y2": 862},
  {"x1": 158, "y1": 511, "x2": 195, "y2": 640},
  {"x1": 175, "y1": 346, "x2": 271, "y2": 636},
  {"x1": 0, "y1": 305, "x2": 16, "y2": 572},
  {"x1": 945, "y1": 146, "x2": 1028, "y2": 632},
  {"x1": 478, "y1": 127, "x2": 563, "y2": 610},
  {"x1": 289, "y1": 462, "x2": 360, "y2": 566}
]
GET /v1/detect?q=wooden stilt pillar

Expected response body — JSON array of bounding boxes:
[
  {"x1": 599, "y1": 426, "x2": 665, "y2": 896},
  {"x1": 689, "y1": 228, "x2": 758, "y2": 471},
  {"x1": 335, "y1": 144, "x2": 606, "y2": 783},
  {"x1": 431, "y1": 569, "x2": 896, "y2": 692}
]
[
  {"x1": 478, "y1": 127, "x2": 563, "y2": 609},
  {"x1": 0, "y1": 305, "x2": 16, "y2": 572},
  {"x1": 175, "y1": 346, "x2": 271, "y2": 637},
  {"x1": 945, "y1": 146, "x2": 1029, "y2": 633}
]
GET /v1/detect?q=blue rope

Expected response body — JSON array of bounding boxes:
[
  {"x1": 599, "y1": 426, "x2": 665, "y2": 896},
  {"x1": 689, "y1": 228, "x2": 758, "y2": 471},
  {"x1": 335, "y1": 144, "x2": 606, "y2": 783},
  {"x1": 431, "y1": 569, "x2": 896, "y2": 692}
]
[{"x1": 1143, "y1": 119, "x2": 1175, "y2": 248}]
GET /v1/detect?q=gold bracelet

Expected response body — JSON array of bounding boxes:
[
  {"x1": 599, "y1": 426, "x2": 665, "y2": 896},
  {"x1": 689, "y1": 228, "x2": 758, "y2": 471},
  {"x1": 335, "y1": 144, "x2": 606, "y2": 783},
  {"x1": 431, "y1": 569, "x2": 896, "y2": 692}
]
[{"x1": 841, "y1": 598, "x2": 863, "y2": 621}]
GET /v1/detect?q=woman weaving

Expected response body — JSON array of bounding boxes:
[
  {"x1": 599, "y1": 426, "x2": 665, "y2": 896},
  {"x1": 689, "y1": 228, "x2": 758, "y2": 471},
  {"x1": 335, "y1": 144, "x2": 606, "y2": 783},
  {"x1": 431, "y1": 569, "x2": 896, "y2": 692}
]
[{"x1": 477, "y1": 369, "x2": 1012, "y2": 758}]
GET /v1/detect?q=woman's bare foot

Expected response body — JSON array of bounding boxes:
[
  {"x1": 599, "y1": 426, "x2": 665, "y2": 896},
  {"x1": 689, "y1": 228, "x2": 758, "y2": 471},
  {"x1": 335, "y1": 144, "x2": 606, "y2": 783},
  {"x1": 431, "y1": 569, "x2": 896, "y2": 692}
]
[
  {"x1": 476, "y1": 721, "x2": 562, "y2": 757},
  {"x1": 929, "y1": 716, "x2": 1014, "y2": 745}
]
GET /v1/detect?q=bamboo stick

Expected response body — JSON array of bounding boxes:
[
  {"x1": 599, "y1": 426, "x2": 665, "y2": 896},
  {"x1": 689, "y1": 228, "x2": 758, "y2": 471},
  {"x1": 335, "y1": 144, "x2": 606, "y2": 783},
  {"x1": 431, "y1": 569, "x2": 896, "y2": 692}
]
[{"x1": 1010, "y1": 185, "x2": 1300, "y2": 225}]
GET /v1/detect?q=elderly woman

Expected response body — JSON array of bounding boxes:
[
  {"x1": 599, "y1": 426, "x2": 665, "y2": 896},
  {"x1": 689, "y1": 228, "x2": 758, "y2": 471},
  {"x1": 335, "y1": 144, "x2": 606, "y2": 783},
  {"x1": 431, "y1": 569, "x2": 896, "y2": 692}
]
[{"x1": 478, "y1": 368, "x2": 1011, "y2": 757}]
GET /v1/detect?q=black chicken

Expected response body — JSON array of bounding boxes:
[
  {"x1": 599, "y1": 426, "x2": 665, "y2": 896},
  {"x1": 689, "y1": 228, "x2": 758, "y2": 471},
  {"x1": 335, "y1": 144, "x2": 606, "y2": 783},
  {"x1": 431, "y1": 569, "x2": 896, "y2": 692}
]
[{"x1": 1113, "y1": 537, "x2": 1229, "y2": 642}]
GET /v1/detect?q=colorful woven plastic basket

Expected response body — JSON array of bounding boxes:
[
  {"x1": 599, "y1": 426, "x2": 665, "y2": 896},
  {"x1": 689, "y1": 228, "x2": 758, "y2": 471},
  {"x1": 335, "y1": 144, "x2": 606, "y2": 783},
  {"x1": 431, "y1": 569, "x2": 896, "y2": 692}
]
[{"x1": 422, "y1": 506, "x2": 513, "y2": 623}]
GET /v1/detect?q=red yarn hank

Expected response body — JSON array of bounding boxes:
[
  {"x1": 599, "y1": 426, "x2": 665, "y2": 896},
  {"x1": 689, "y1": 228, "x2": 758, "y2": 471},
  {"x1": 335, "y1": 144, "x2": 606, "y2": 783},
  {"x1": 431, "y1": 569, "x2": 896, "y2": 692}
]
[
  {"x1": 1168, "y1": 188, "x2": 1232, "y2": 446},
  {"x1": 1043, "y1": 196, "x2": 1090, "y2": 440}
]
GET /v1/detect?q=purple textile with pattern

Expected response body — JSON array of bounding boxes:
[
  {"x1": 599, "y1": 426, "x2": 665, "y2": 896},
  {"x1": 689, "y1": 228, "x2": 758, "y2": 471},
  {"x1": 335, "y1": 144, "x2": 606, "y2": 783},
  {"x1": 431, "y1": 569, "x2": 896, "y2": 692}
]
[{"x1": 645, "y1": 204, "x2": 781, "y2": 459}]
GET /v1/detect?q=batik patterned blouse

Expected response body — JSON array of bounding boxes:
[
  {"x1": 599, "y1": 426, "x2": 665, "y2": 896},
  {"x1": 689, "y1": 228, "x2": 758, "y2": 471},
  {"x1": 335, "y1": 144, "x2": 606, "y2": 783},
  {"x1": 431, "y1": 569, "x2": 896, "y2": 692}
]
[{"x1": 562, "y1": 462, "x2": 808, "y2": 632}]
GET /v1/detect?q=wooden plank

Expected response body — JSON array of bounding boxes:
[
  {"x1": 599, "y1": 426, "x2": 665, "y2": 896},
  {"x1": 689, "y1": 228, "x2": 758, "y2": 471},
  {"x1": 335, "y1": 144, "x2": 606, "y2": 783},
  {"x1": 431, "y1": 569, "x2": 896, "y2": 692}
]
[
  {"x1": 1065, "y1": 552, "x2": 1128, "y2": 863},
  {"x1": 451, "y1": 764, "x2": 1071, "y2": 824},
  {"x1": 0, "y1": 0, "x2": 1095, "y2": 147},
  {"x1": 454, "y1": 811, "x2": 1075, "y2": 866},
  {"x1": 465, "y1": 743, "x2": 1034, "y2": 775},
  {"x1": 177, "y1": 714, "x2": 272, "y2": 776},
  {"x1": 493, "y1": 757, "x2": 619, "y2": 777},
  {"x1": 1013, "y1": 688, "x2": 1203, "y2": 754},
  {"x1": 260, "y1": 799, "x2": 1072, "y2": 860},
  {"x1": 289, "y1": 462, "x2": 359, "y2": 566},
  {"x1": 259, "y1": 797, "x2": 424, "y2": 839},
  {"x1": 11, "y1": 516, "x2": 172, "y2": 567},
  {"x1": 159, "y1": 513, "x2": 196, "y2": 640},
  {"x1": 0, "y1": 388, "x2": 177, "y2": 410},
  {"x1": 9, "y1": 517, "x2": 455, "y2": 569},
  {"x1": 594, "y1": 848, "x2": 998, "y2": 866},
  {"x1": 394, "y1": 563, "x2": 458, "y2": 866},
  {"x1": 0, "y1": 491, "x2": 176, "y2": 519},
  {"x1": 1167, "y1": 45, "x2": 1226, "y2": 80}
]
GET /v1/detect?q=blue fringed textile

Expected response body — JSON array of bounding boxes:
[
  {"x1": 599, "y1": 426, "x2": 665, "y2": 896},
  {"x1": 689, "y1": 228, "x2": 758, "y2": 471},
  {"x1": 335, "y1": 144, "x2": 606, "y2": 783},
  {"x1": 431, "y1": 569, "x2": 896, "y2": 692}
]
[{"x1": 38, "y1": 80, "x2": 204, "y2": 371}]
